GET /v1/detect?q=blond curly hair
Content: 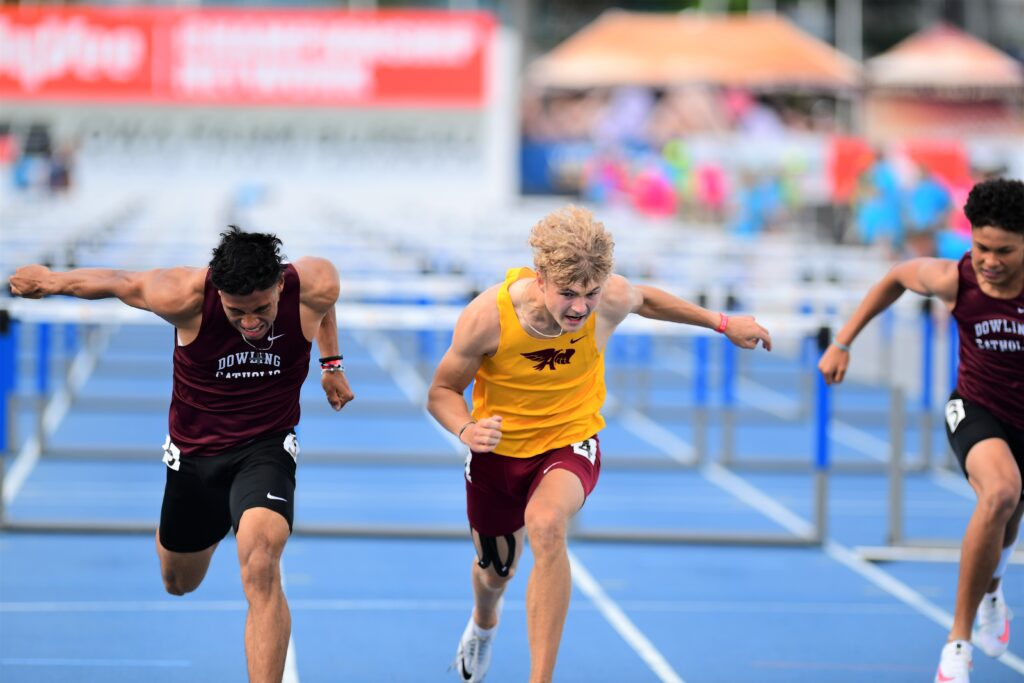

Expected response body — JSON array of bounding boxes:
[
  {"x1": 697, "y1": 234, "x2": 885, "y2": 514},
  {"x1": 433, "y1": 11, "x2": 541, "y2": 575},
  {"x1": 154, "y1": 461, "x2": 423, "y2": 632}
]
[{"x1": 529, "y1": 206, "x2": 614, "y2": 287}]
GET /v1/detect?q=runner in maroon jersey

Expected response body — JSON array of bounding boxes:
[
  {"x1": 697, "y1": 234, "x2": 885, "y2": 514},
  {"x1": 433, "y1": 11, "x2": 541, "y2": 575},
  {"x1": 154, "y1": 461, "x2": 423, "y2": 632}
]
[
  {"x1": 819, "y1": 178, "x2": 1024, "y2": 683},
  {"x1": 10, "y1": 226, "x2": 354, "y2": 683}
]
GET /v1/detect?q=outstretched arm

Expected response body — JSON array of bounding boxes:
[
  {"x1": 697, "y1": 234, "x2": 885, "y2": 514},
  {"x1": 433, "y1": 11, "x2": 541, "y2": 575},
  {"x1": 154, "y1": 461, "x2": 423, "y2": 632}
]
[
  {"x1": 818, "y1": 257, "x2": 958, "y2": 384},
  {"x1": 294, "y1": 257, "x2": 353, "y2": 412},
  {"x1": 9, "y1": 264, "x2": 204, "y2": 327},
  {"x1": 427, "y1": 288, "x2": 503, "y2": 453},
  {"x1": 598, "y1": 275, "x2": 771, "y2": 351},
  {"x1": 634, "y1": 284, "x2": 771, "y2": 350}
]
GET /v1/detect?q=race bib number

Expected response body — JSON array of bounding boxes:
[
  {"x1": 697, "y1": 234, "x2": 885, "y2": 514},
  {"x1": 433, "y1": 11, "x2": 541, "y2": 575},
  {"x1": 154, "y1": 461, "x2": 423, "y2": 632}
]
[
  {"x1": 945, "y1": 399, "x2": 966, "y2": 433},
  {"x1": 283, "y1": 433, "x2": 300, "y2": 463},
  {"x1": 571, "y1": 438, "x2": 597, "y2": 466},
  {"x1": 161, "y1": 435, "x2": 181, "y2": 471}
]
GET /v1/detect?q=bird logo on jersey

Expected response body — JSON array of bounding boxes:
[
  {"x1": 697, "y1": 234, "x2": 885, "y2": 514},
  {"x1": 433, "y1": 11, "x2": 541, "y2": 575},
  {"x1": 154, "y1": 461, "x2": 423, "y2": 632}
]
[{"x1": 521, "y1": 348, "x2": 576, "y2": 371}]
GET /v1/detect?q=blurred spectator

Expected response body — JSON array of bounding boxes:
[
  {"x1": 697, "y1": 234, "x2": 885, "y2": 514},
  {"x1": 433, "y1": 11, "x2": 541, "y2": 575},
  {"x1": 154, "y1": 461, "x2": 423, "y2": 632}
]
[
  {"x1": 593, "y1": 87, "x2": 654, "y2": 147},
  {"x1": 0, "y1": 124, "x2": 14, "y2": 166},
  {"x1": 520, "y1": 83, "x2": 853, "y2": 231},
  {"x1": 903, "y1": 165, "x2": 951, "y2": 257},
  {"x1": 731, "y1": 171, "x2": 784, "y2": 237},
  {"x1": 867, "y1": 150, "x2": 903, "y2": 206},
  {"x1": 852, "y1": 150, "x2": 906, "y2": 250},
  {"x1": 8, "y1": 125, "x2": 77, "y2": 197},
  {"x1": 646, "y1": 87, "x2": 729, "y2": 144},
  {"x1": 936, "y1": 229, "x2": 972, "y2": 260},
  {"x1": 629, "y1": 155, "x2": 677, "y2": 218},
  {"x1": 581, "y1": 147, "x2": 630, "y2": 205},
  {"x1": 906, "y1": 165, "x2": 951, "y2": 233},
  {"x1": 693, "y1": 161, "x2": 728, "y2": 223},
  {"x1": 49, "y1": 145, "x2": 75, "y2": 194},
  {"x1": 724, "y1": 88, "x2": 785, "y2": 136},
  {"x1": 12, "y1": 153, "x2": 48, "y2": 193},
  {"x1": 660, "y1": 139, "x2": 693, "y2": 212},
  {"x1": 854, "y1": 179, "x2": 903, "y2": 252}
]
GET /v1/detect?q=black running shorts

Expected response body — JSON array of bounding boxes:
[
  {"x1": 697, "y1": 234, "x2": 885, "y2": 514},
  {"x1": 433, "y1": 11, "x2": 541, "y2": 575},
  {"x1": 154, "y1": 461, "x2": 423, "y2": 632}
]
[
  {"x1": 158, "y1": 431, "x2": 299, "y2": 553},
  {"x1": 944, "y1": 390, "x2": 1024, "y2": 485}
]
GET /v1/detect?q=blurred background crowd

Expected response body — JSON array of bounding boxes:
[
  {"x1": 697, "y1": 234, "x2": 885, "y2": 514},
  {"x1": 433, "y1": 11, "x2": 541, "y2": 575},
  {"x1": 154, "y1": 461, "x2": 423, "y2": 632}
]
[
  {"x1": 2, "y1": 0, "x2": 1022, "y2": 263},
  {"x1": 514, "y1": 2, "x2": 1022, "y2": 261}
]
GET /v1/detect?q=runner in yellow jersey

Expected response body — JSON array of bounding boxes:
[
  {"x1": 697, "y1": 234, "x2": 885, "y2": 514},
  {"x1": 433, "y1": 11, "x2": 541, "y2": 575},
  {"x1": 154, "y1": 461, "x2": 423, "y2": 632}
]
[{"x1": 427, "y1": 205, "x2": 772, "y2": 683}]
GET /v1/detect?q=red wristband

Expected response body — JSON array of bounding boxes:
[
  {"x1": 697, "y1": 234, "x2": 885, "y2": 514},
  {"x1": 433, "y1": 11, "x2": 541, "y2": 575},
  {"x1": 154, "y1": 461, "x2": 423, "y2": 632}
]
[{"x1": 715, "y1": 312, "x2": 729, "y2": 333}]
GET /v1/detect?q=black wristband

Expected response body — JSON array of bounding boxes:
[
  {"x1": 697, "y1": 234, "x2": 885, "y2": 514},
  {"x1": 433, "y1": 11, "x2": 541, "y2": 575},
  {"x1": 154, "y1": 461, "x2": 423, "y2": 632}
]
[{"x1": 319, "y1": 355, "x2": 343, "y2": 364}]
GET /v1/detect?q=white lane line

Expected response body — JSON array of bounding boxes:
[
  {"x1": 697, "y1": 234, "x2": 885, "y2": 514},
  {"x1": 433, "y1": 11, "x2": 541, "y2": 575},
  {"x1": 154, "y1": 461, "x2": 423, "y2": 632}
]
[
  {"x1": 823, "y1": 541, "x2": 1024, "y2": 674},
  {"x1": 570, "y1": 551, "x2": 687, "y2": 683},
  {"x1": 353, "y1": 328, "x2": 463, "y2": 452},
  {"x1": 662, "y1": 347, "x2": 891, "y2": 463},
  {"x1": 622, "y1": 396, "x2": 1024, "y2": 677},
  {"x1": 735, "y1": 375, "x2": 889, "y2": 463},
  {"x1": 0, "y1": 598, "x2": 472, "y2": 613},
  {"x1": 701, "y1": 463, "x2": 814, "y2": 537},
  {"x1": 736, "y1": 376, "x2": 801, "y2": 420},
  {"x1": 284, "y1": 631, "x2": 300, "y2": 683},
  {"x1": 708, "y1": 466, "x2": 1024, "y2": 676},
  {"x1": 1, "y1": 657, "x2": 190, "y2": 668},
  {"x1": 619, "y1": 407, "x2": 695, "y2": 463},
  {"x1": 616, "y1": 600, "x2": 912, "y2": 615},
  {"x1": 3, "y1": 326, "x2": 111, "y2": 506},
  {"x1": 353, "y1": 329, "x2": 427, "y2": 404},
  {"x1": 2, "y1": 437, "x2": 41, "y2": 507},
  {"x1": 930, "y1": 468, "x2": 974, "y2": 500},
  {"x1": 827, "y1": 422, "x2": 889, "y2": 463},
  {"x1": 281, "y1": 563, "x2": 300, "y2": 683},
  {"x1": 0, "y1": 598, "x2": 911, "y2": 615},
  {"x1": 744, "y1": 380, "x2": 892, "y2": 463}
]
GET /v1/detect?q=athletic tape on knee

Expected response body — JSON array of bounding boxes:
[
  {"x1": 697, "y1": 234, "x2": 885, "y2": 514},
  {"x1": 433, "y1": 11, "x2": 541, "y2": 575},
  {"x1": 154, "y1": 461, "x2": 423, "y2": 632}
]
[{"x1": 477, "y1": 533, "x2": 516, "y2": 577}]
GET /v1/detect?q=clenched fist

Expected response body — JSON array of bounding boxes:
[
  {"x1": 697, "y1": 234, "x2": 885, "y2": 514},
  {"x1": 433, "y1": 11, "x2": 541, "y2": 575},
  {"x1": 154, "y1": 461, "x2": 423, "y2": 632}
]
[
  {"x1": 9, "y1": 265, "x2": 53, "y2": 299},
  {"x1": 461, "y1": 415, "x2": 503, "y2": 453}
]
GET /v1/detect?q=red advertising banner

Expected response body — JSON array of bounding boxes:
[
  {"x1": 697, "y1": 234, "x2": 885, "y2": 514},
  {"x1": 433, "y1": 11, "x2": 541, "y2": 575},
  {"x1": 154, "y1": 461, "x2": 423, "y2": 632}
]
[{"x1": 0, "y1": 7, "x2": 493, "y2": 107}]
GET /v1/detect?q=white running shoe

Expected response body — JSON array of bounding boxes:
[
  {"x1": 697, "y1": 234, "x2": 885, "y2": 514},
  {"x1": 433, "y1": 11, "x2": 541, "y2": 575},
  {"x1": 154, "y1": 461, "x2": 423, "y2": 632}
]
[
  {"x1": 935, "y1": 640, "x2": 972, "y2": 683},
  {"x1": 452, "y1": 600, "x2": 502, "y2": 683},
  {"x1": 975, "y1": 587, "x2": 1012, "y2": 657}
]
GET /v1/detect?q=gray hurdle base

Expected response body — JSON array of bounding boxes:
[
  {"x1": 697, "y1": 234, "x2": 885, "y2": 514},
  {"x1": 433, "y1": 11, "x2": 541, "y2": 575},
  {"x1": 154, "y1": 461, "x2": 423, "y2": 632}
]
[
  {"x1": 1, "y1": 311, "x2": 831, "y2": 547},
  {"x1": 853, "y1": 387, "x2": 1004, "y2": 564}
]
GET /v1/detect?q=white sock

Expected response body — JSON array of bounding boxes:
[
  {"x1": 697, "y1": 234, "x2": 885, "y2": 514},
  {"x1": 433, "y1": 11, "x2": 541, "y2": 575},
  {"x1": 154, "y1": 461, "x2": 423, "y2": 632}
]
[
  {"x1": 983, "y1": 584, "x2": 1004, "y2": 602},
  {"x1": 945, "y1": 639, "x2": 972, "y2": 654},
  {"x1": 472, "y1": 621, "x2": 498, "y2": 638},
  {"x1": 993, "y1": 538, "x2": 1019, "y2": 581}
]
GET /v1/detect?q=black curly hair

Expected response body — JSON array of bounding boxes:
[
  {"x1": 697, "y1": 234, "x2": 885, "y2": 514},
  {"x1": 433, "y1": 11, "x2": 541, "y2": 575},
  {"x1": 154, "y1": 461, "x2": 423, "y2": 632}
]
[
  {"x1": 964, "y1": 178, "x2": 1024, "y2": 235},
  {"x1": 209, "y1": 226, "x2": 285, "y2": 295}
]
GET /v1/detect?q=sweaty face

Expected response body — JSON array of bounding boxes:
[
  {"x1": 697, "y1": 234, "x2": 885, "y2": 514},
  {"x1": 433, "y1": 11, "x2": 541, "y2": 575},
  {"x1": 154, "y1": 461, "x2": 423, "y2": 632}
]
[
  {"x1": 970, "y1": 226, "x2": 1024, "y2": 290},
  {"x1": 219, "y1": 281, "x2": 283, "y2": 340},
  {"x1": 541, "y1": 277, "x2": 605, "y2": 331}
]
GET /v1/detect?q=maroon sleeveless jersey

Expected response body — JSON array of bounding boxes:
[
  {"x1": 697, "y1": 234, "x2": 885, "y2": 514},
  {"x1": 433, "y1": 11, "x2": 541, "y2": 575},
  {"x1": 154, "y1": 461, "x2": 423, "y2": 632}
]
[
  {"x1": 169, "y1": 264, "x2": 312, "y2": 456},
  {"x1": 952, "y1": 253, "x2": 1024, "y2": 430}
]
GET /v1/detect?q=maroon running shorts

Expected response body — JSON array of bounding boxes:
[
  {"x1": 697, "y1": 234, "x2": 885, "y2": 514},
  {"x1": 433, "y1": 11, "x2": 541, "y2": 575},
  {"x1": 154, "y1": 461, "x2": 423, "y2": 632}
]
[{"x1": 464, "y1": 435, "x2": 602, "y2": 536}]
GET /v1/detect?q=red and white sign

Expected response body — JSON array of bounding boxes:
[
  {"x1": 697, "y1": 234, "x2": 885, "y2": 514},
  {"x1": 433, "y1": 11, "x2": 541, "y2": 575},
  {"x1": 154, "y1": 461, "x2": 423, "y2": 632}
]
[{"x1": 0, "y1": 7, "x2": 493, "y2": 107}]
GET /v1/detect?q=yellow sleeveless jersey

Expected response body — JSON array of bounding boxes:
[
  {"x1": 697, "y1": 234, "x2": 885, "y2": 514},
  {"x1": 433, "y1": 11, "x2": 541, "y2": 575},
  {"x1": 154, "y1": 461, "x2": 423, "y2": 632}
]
[{"x1": 471, "y1": 267, "x2": 606, "y2": 458}]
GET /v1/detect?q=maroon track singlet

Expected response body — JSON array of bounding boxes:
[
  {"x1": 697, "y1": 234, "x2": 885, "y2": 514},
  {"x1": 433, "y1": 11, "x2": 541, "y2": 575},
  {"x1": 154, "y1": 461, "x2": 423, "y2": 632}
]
[
  {"x1": 168, "y1": 264, "x2": 312, "y2": 456},
  {"x1": 952, "y1": 253, "x2": 1024, "y2": 430}
]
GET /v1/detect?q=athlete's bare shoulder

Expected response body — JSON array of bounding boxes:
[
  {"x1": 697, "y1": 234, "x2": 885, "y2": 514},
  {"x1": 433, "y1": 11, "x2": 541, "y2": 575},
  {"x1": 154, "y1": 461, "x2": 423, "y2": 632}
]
[
  {"x1": 930, "y1": 258, "x2": 961, "y2": 301},
  {"x1": 145, "y1": 266, "x2": 206, "y2": 322},
  {"x1": 892, "y1": 257, "x2": 959, "y2": 303},
  {"x1": 291, "y1": 257, "x2": 340, "y2": 312},
  {"x1": 454, "y1": 283, "x2": 501, "y2": 357},
  {"x1": 596, "y1": 274, "x2": 640, "y2": 325}
]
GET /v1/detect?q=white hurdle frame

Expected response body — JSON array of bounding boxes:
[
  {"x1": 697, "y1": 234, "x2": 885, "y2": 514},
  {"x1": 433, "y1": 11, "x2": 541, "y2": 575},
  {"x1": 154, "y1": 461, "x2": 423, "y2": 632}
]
[{"x1": 0, "y1": 299, "x2": 834, "y2": 546}]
